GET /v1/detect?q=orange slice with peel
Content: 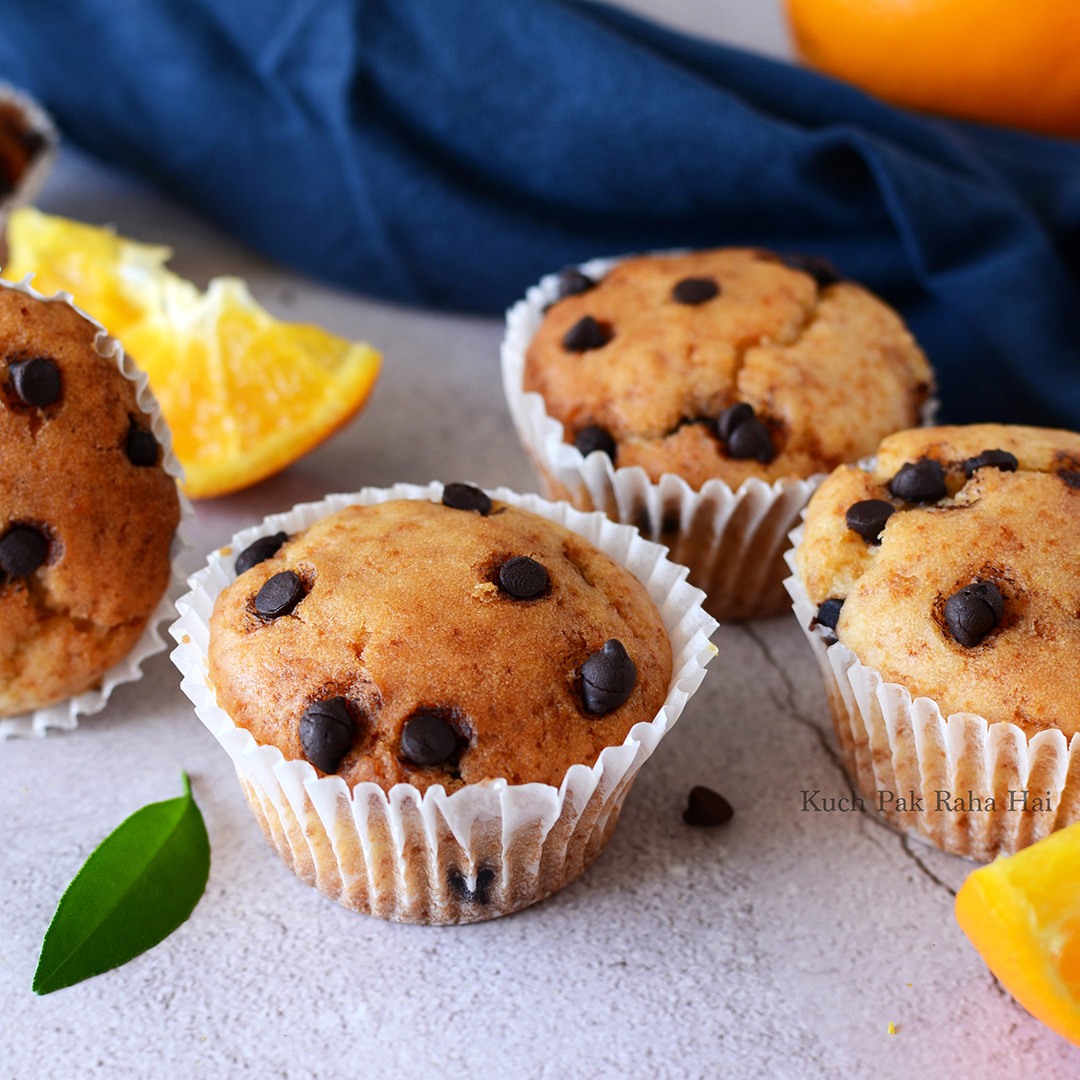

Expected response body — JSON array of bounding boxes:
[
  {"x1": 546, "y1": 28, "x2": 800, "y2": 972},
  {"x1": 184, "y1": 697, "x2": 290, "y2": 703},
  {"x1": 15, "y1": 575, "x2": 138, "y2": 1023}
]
[
  {"x1": 1, "y1": 207, "x2": 381, "y2": 498},
  {"x1": 956, "y1": 821, "x2": 1080, "y2": 1044}
]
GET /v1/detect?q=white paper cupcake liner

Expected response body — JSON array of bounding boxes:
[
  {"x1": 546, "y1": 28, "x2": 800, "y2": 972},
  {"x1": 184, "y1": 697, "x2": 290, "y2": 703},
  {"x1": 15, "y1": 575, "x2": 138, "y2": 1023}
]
[
  {"x1": 0, "y1": 275, "x2": 192, "y2": 739},
  {"x1": 0, "y1": 84, "x2": 58, "y2": 232},
  {"x1": 784, "y1": 522, "x2": 1080, "y2": 862},
  {"x1": 170, "y1": 482, "x2": 718, "y2": 923}
]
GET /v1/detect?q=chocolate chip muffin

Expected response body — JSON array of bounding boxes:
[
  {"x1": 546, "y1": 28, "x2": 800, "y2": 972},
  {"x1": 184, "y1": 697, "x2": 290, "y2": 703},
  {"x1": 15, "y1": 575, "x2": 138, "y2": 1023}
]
[
  {"x1": 178, "y1": 484, "x2": 716, "y2": 923},
  {"x1": 791, "y1": 424, "x2": 1080, "y2": 858},
  {"x1": 524, "y1": 248, "x2": 933, "y2": 490},
  {"x1": 208, "y1": 489, "x2": 673, "y2": 792},
  {"x1": 506, "y1": 248, "x2": 934, "y2": 620},
  {"x1": 0, "y1": 281, "x2": 181, "y2": 717}
]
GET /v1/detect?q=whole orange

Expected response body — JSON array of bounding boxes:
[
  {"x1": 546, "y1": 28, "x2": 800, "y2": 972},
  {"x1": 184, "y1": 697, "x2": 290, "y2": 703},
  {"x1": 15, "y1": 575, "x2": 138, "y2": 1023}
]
[{"x1": 785, "y1": 0, "x2": 1080, "y2": 139}]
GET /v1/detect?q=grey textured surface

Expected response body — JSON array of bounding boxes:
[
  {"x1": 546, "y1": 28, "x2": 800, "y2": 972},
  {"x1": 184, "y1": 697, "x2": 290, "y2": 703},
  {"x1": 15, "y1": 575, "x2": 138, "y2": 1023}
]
[{"x1": 3, "y1": 8, "x2": 1080, "y2": 1074}]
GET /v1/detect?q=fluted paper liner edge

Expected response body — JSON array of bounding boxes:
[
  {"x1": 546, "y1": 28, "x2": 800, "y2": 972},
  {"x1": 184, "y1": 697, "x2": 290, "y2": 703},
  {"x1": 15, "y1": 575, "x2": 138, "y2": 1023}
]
[
  {"x1": 170, "y1": 482, "x2": 718, "y2": 922},
  {"x1": 0, "y1": 276, "x2": 193, "y2": 739},
  {"x1": 784, "y1": 521, "x2": 1080, "y2": 862}
]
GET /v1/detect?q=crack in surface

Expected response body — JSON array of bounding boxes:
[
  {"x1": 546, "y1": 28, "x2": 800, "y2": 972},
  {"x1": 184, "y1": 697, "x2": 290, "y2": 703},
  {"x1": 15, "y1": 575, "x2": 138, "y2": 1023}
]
[
  {"x1": 900, "y1": 833, "x2": 957, "y2": 898},
  {"x1": 743, "y1": 627, "x2": 1031, "y2": 1020},
  {"x1": 743, "y1": 624, "x2": 982, "y2": 911},
  {"x1": 742, "y1": 623, "x2": 843, "y2": 773}
]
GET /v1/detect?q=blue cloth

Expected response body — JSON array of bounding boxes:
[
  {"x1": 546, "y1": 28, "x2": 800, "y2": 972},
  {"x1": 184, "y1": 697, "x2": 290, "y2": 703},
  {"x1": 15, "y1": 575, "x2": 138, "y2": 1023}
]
[{"x1": 2, "y1": 0, "x2": 1079, "y2": 426}]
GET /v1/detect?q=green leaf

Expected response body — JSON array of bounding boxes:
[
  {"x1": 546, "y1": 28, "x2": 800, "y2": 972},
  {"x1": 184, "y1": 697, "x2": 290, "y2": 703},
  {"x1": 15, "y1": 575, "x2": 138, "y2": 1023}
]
[{"x1": 33, "y1": 772, "x2": 210, "y2": 995}]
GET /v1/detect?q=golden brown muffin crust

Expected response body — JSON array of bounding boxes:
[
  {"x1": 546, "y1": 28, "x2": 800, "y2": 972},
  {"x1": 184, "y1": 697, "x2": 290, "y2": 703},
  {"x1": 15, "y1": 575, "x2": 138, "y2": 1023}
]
[
  {"x1": 0, "y1": 286, "x2": 180, "y2": 715},
  {"x1": 208, "y1": 499, "x2": 674, "y2": 792},
  {"x1": 796, "y1": 424, "x2": 1080, "y2": 737},
  {"x1": 524, "y1": 249, "x2": 933, "y2": 488}
]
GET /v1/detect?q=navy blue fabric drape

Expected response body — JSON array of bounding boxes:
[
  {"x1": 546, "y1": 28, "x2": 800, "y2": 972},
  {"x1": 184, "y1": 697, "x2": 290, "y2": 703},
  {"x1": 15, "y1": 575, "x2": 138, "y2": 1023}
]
[{"x1": 1, "y1": 0, "x2": 1079, "y2": 425}]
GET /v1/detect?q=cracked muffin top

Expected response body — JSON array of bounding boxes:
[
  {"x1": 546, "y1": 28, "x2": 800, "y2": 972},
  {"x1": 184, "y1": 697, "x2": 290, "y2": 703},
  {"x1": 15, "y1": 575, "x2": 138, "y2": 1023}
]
[
  {"x1": 207, "y1": 491, "x2": 673, "y2": 793},
  {"x1": 796, "y1": 424, "x2": 1080, "y2": 737},
  {"x1": 0, "y1": 283, "x2": 180, "y2": 716},
  {"x1": 523, "y1": 248, "x2": 934, "y2": 489}
]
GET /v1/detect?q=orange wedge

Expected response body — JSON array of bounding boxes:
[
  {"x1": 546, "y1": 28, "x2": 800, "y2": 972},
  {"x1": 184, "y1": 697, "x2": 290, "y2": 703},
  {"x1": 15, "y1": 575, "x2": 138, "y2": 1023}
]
[
  {"x1": 2, "y1": 207, "x2": 381, "y2": 498},
  {"x1": 956, "y1": 822, "x2": 1080, "y2": 1044}
]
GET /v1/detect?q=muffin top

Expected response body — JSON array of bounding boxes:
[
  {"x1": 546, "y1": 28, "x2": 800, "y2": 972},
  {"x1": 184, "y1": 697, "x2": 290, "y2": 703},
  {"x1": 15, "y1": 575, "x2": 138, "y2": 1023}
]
[
  {"x1": 208, "y1": 492, "x2": 674, "y2": 793},
  {"x1": 0, "y1": 283, "x2": 181, "y2": 715},
  {"x1": 523, "y1": 248, "x2": 933, "y2": 489},
  {"x1": 796, "y1": 424, "x2": 1080, "y2": 737}
]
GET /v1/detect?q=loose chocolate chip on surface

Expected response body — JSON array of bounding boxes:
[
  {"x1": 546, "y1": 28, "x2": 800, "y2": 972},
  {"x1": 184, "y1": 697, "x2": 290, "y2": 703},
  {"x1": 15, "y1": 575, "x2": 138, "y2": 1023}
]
[
  {"x1": 889, "y1": 459, "x2": 947, "y2": 503},
  {"x1": 448, "y1": 866, "x2": 496, "y2": 905},
  {"x1": 1061, "y1": 469, "x2": 1080, "y2": 489},
  {"x1": 574, "y1": 424, "x2": 616, "y2": 460},
  {"x1": 0, "y1": 525, "x2": 48, "y2": 577},
  {"x1": 963, "y1": 449, "x2": 1018, "y2": 478},
  {"x1": 672, "y1": 276, "x2": 719, "y2": 305},
  {"x1": 400, "y1": 711, "x2": 459, "y2": 767},
  {"x1": 715, "y1": 402, "x2": 754, "y2": 442},
  {"x1": 683, "y1": 786, "x2": 735, "y2": 827},
  {"x1": 943, "y1": 581, "x2": 1004, "y2": 647},
  {"x1": 555, "y1": 267, "x2": 596, "y2": 300},
  {"x1": 10, "y1": 356, "x2": 60, "y2": 407},
  {"x1": 126, "y1": 421, "x2": 159, "y2": 467},
  {"x1": 235, "y1": 532, "x2": 288, "y2": 576},
  {"x1": 562, "y1": 315, "x2": 611, "y2": 352},
  {"x1": 581, "y1": 639, "x2": 638, "y2": 715},
  {"x1": 815, "y1": 597, "x2": 844, "y2": 630},
  {"x1": 442, "y1": 482, "x2": 492, "y2": 515},
  {"x1": 254, "y1": 570, "x2": 305, "y2": 619},
  {"x1": 781, "y1": 252, "x2": 842, "y2": 288},
  {"x1": 498, "y1": 555, "x2": 549, "y2": 600},
  {"x1": 845, "y1": 499, "x2": 895, "y2": 543},
  {"x1": 299, "y1": 697, "x2": 356, "y2": 774}
]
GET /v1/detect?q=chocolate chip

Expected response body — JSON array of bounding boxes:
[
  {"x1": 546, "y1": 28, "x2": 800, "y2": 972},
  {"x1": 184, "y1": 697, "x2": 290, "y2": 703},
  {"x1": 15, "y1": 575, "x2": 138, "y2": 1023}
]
[
  {"x1": 814, "y1": 597, "x2": 844, "y2": 630},
  {"x1": 683, "y1": 786, "x2": 734, "y2": 827},
  {"x1": 574, "y1": 424, "x2": 616, "y2": 460},
  {"x1": 498, "y1": 556, "x2": 549, "y2": 599},
  {"x1": 845, "y1": 499, "x2": 895, "y2": 543},
  {"x1": 781, "y1": 253, "x2": 842, "y2": 288},
  {"x1": 943, "y1": 582, "x2": 1004, "y2": 647},
  {"x1": 126, "y1": 420, "x2": 159, "y2": 467},
  {"x1": 562, "y1": 315, "x2": 611, "y2": 352},
  {"x1": 672, "y1": 277, "x2": 719, "y2": 305},
  {"x1": 889, "y1": 459, "x2": 947, "y2": 503},
  {"x1": 10, "y1": 356, "x2": 60, "y2": 407},
  {"x1": 714, "y1": 403, "x2": 775, "y2": 463},
  {"x1": 1061, "y1": 469, "x2": 1080, "y2": 490},
  {"x1": 581, "y1": 639, "x2": 637, "y2": 715},
  {"x1": 400, "y1": 711, "x2": 459, "y2": 766},
  {"x1": 715, "y1": 403, "x2": 755, "y2": 442},
  {"x1": 448, "y1": 866, "x2": 496, "y2": 905},
  {"x1": 298, "y1": 697, "x2": 356, "y2": 773},
  {"x1": 235, "y1": 532, "x2": 288, "y2": 576},
  {"x1": 442, "y1": 483, "x2": 491, "y2": 515},
  {"x1": 727, "y1": 417, "x2": 775, "y2": 463},
  {"x1": 254, "y1": 570, "x2": 305, "y2": 619},
  {"x1": 556, "y1": 267, "x2": 596, "y2": 300},
  {"x1": 962, "y1": 449, "x2": 1018, "y2": 478},
  {"x1": 0, "y1": 525, "x2": 48, "y2": 577}
]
